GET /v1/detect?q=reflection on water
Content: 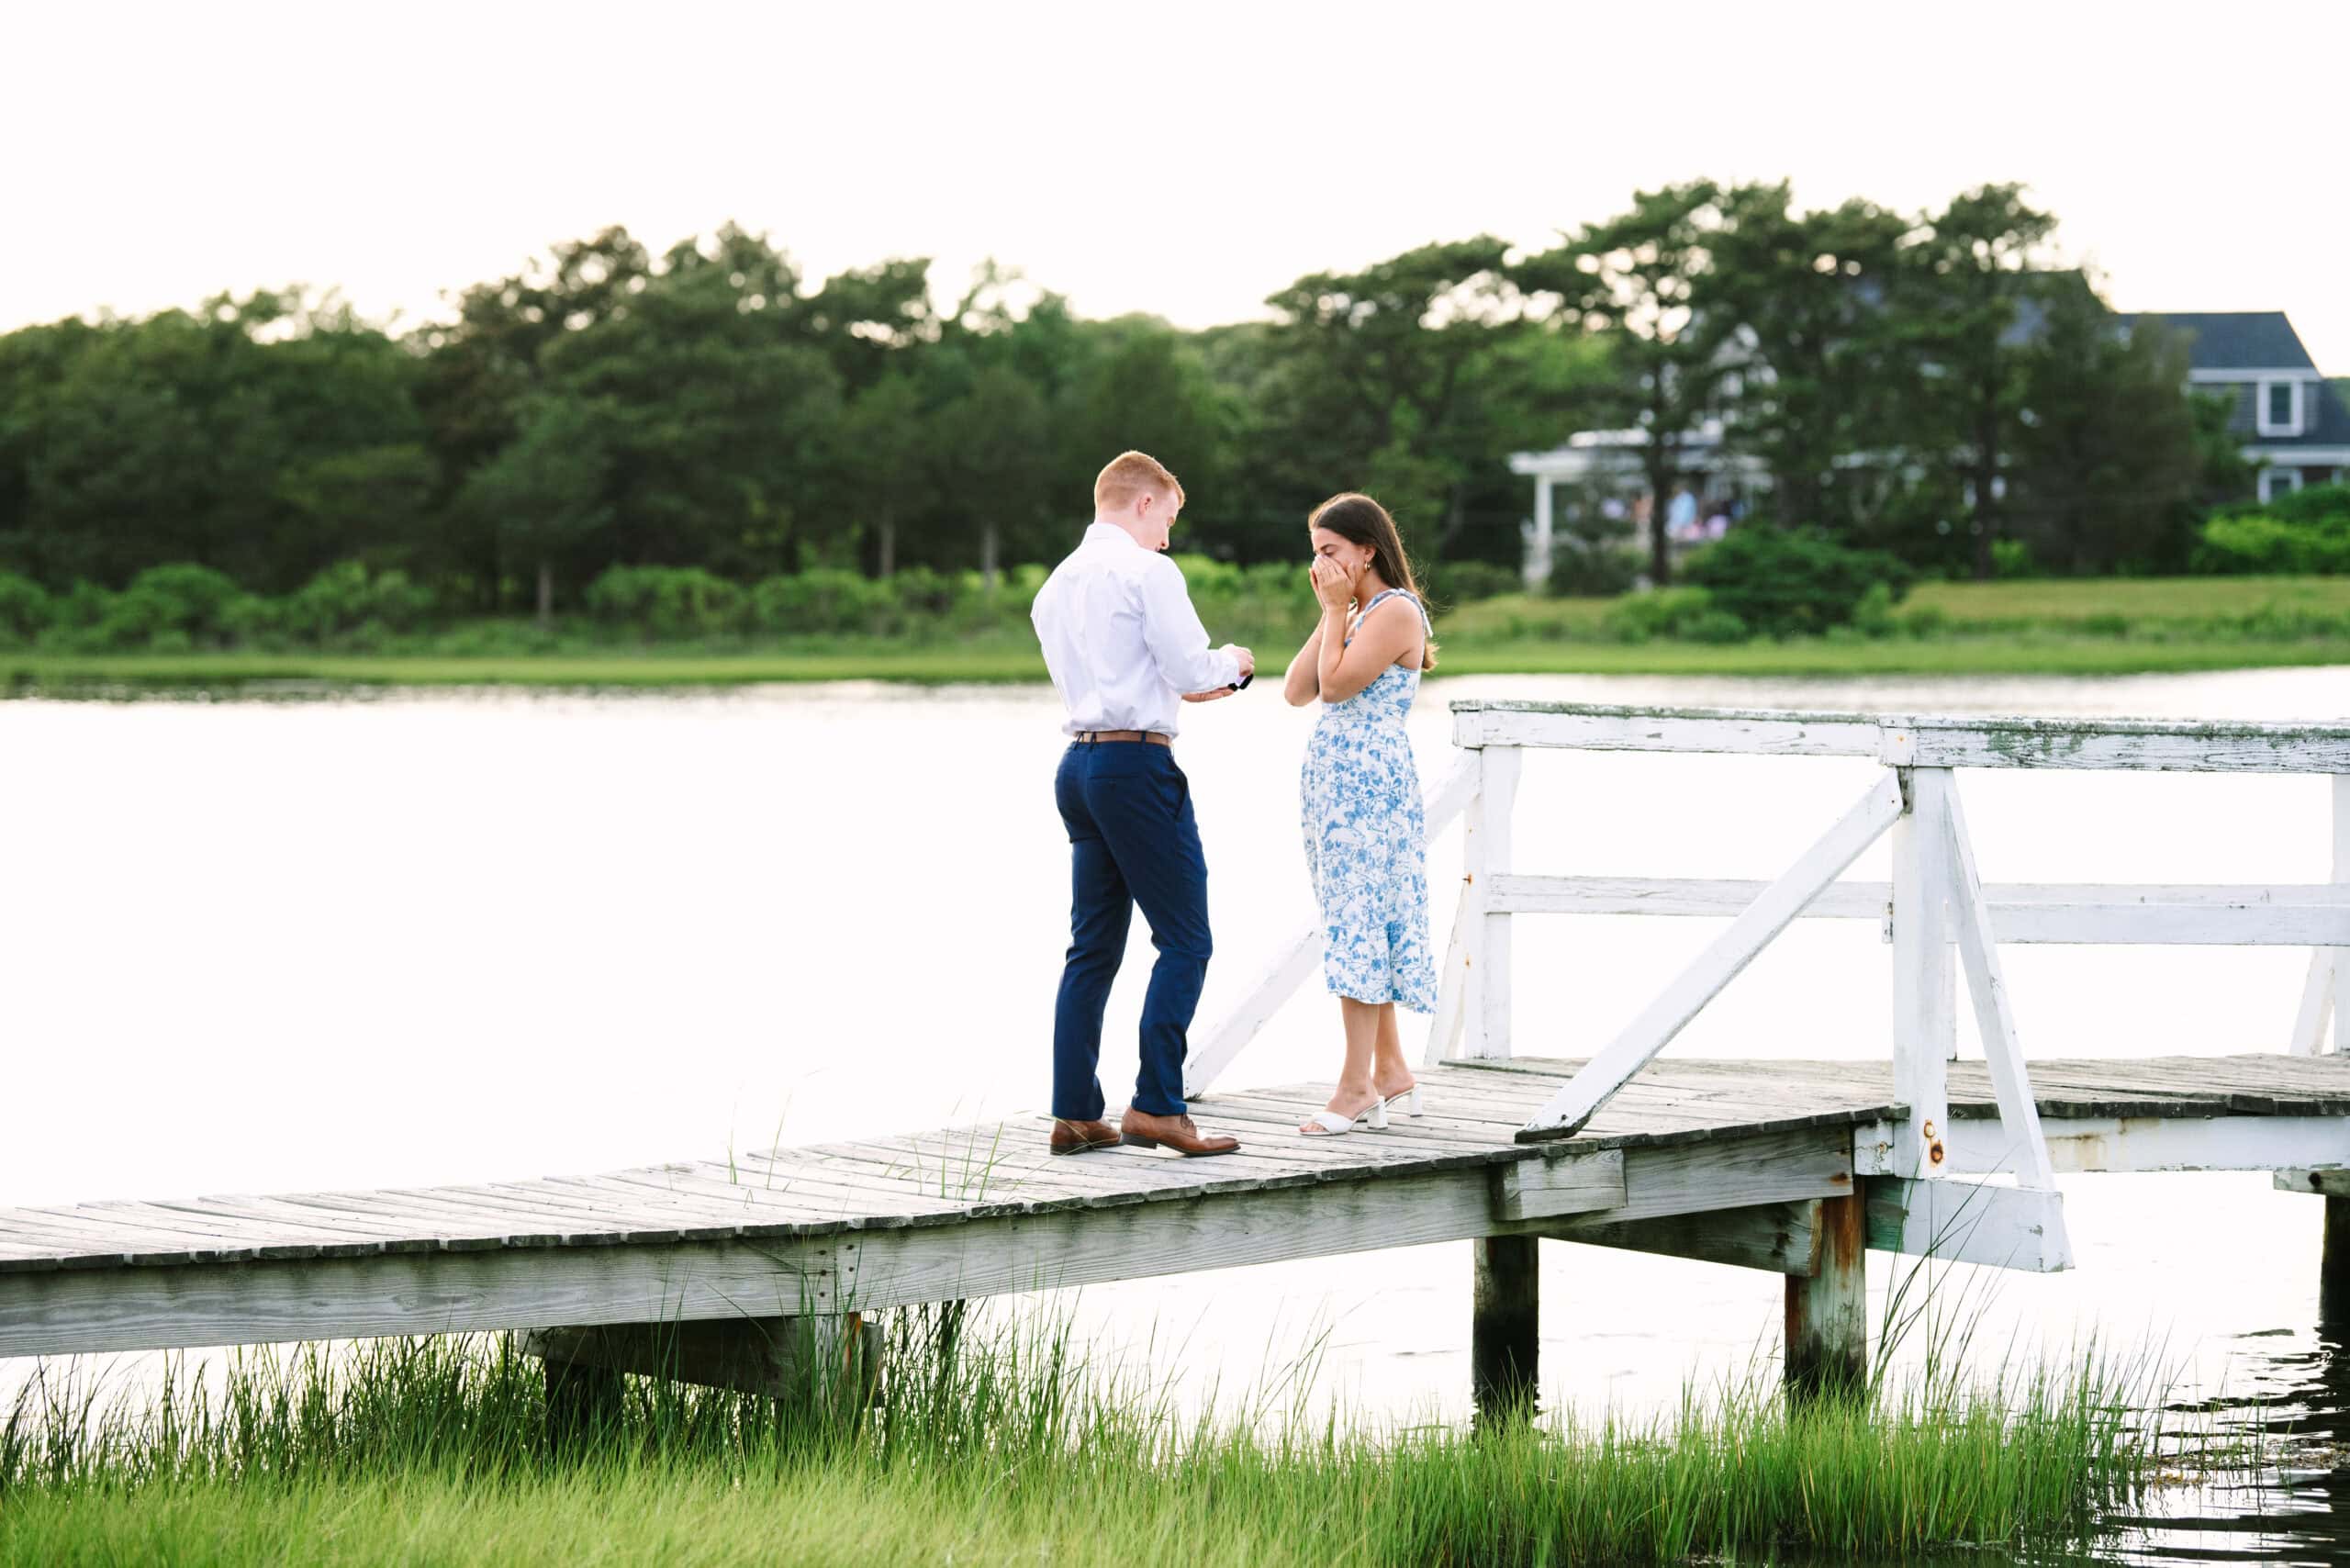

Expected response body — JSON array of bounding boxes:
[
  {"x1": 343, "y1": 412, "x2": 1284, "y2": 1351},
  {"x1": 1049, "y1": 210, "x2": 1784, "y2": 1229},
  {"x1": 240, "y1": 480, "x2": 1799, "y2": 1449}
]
[{"x1": 2106, "y1": 1327, "x2": 2350, "y2": 1566}]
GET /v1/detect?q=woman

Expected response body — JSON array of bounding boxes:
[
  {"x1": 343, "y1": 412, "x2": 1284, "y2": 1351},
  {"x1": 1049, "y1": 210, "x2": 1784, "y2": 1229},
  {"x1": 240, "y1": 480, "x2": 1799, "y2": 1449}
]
[{"x1": 1282, "y1": 493, "x2": 1438, "y2": 1136}]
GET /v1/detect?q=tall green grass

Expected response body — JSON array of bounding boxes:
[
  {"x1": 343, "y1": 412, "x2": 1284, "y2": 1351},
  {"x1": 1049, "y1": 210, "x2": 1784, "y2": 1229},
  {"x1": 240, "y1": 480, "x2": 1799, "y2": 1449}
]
[{"x1": 0, "y1": 1301, "x2": 2241, "y2": 1567}]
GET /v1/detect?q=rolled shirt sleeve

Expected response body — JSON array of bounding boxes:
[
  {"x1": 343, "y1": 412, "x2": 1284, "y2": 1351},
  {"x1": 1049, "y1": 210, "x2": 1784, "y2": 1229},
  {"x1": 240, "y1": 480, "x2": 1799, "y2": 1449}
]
[{"x1": 1139, "y1": 556, "x2": 1241, "y2": 695}]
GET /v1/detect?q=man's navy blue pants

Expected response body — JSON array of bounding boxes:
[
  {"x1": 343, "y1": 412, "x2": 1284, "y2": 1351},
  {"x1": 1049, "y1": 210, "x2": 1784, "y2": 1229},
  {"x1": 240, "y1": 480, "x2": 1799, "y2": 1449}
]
[{"x1": 1051, "y1": 739, "x2": 1209, "y2": 1121}]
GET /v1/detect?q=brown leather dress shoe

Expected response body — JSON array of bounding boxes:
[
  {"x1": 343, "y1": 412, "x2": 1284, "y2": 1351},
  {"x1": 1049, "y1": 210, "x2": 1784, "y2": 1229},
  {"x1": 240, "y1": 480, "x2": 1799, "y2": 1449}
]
[
  {"x1": 1118, "y1": 1106, "x2": 1240, "y2": 1158},
  {"x1": 1048, "y1": 1118, "x2": 1121, "y2": 1157}
]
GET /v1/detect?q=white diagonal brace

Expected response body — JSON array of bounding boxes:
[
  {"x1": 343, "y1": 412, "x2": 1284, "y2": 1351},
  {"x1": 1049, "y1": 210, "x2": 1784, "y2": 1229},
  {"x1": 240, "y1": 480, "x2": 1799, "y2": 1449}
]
[
  {"x1": 1943, "y1": 778, "x2": 2057, "y2": 1191},
  {"x1": 1422, "y1": 879, "x2": 1483, "y2": 1069},
  {"x1": 1518, "y1": 768, "x2": 1908, "y2": 1141},
  {"x1": 2290, "y1": 951, "x2": 2335, "y2": 1057}
]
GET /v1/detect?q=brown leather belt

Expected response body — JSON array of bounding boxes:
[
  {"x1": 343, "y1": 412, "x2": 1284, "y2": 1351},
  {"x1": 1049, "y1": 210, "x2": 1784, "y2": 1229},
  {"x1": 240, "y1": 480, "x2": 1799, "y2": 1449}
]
[{"x1": 1073, "y1": 730, "x2": 1170, "y2": 746}]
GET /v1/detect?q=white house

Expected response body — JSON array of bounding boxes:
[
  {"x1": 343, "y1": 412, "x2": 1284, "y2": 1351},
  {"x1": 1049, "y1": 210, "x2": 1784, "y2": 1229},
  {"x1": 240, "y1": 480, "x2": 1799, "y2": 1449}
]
[
  {"x1": 1509, "y1": 307, "x2": 2347, "y2": 583},
  {"x1": 2115, "y1": 311, "x2": 2350, "y2": 503}
]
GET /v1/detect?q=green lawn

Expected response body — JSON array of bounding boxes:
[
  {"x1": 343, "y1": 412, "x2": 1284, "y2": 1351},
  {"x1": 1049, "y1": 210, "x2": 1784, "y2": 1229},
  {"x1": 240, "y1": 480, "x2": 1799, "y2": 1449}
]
[{"x1": 9, "y1": 577, "x2": 2350, "y2": 692}]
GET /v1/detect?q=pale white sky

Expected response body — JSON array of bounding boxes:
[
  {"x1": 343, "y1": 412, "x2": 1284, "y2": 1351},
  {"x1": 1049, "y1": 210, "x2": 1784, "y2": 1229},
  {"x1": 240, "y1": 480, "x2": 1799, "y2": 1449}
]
[{"x1": 6, "y1": 0, "x2": 2347, "y2": 366}]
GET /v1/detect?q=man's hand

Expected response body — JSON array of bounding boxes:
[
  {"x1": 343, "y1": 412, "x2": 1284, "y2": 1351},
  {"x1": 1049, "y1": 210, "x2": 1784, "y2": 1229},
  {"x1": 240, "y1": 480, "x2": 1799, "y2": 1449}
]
[{"x1": 1184, "y1": 644, "x2": 1252, "y2": 704}]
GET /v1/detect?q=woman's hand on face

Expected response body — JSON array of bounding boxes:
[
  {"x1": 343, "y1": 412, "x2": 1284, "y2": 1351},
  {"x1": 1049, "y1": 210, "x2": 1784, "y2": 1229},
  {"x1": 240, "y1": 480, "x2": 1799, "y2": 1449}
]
[{"x1": 1309, "y1": 555, "x2": 1357, "y2": 610}]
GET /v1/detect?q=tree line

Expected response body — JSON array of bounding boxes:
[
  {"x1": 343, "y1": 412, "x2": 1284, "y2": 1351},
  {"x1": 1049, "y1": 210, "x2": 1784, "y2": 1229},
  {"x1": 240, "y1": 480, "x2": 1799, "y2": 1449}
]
[{"x1": 0, "y1": 182, "x2": 2248, "y2": 623}]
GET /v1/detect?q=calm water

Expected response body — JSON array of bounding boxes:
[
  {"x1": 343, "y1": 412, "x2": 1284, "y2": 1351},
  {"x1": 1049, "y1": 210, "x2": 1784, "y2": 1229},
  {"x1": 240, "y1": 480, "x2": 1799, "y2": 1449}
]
[{"x1": 6, "y1": 665, "x2": 2350, "y2": 1560}]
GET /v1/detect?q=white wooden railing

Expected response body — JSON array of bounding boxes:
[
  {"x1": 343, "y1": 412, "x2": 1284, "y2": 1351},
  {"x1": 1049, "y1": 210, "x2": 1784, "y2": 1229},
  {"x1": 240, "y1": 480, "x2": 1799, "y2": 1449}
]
[{"x1": 1188, "y1": 701, "x2": 2350, "y2": 1265}]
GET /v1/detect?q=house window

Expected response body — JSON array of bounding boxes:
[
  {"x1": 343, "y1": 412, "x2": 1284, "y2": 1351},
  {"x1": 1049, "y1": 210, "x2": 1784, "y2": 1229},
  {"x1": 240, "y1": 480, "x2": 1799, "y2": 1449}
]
[
  {"x1": 2259, "y1": 467, "x2": 2303, "y2": 503},
  {"x1": 2257, "y1": 377, "x2": 2304, "y2": 436}
]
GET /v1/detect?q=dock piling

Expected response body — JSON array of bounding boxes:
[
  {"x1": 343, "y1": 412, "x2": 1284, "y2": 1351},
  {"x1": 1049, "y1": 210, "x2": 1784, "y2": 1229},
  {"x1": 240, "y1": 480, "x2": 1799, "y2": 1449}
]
[
  {"x1": 1784, "y1": 1184, "x2": 1869, "y2": 1401},
  {"x1": 1472, "y1": 1235, "x2": 1539, "y2": 1424},
  {"x1": 2326, "y1": 1198, "x2": 2350, "y2": 1325}
]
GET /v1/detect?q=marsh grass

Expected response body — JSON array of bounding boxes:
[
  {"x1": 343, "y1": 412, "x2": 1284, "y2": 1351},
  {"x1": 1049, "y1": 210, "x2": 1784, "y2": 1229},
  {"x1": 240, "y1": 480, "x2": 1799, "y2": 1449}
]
[{"x1": 0, "y1": 1290, "x2": 2250, "y2": 1568}]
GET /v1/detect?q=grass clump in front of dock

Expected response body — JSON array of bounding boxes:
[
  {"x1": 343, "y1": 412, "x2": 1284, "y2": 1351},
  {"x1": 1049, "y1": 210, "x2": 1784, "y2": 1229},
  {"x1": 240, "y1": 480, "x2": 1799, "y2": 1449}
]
[{"x1": 0, "y1": 1307, "x2": 2237, "y2": 1567}]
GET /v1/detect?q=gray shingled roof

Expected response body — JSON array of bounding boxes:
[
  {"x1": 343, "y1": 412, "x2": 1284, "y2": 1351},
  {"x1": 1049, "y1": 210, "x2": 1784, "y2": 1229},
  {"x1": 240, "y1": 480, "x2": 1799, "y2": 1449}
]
[{"x1": 2118, "y1": 312, "x2": 2317, "y2": 372}]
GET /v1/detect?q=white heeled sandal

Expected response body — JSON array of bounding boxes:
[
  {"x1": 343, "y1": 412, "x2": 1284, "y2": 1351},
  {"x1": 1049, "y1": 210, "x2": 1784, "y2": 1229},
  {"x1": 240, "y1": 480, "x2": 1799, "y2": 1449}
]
[
  {"x1": 1301, "y1": 1096, "x2": 1389, "y2": 1136},
  {"x1": 1382, "y1": 1085, "x2": 1424, "y2": 1118}
]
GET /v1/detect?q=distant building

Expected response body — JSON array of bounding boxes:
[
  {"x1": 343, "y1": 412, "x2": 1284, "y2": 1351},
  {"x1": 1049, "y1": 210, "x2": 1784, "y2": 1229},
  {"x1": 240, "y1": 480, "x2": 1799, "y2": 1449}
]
[
  {"x1": 1511, "y1": 305, "x2": 2345, "y2": 583},
  {"x1": 1506, "y1": 420, "x2": 1765, "y2": 586},
  {"x1": 2116, "y1": 312, "x2": 2350, "y2": 503}
]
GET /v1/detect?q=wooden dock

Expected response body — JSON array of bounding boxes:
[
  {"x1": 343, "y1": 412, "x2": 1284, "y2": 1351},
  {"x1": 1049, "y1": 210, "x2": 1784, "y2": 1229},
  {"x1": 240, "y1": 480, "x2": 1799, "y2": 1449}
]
[
  {"x1": 7, "y1": 1056, "x2": 2350, "y2": 1369},
  {"x1": 10, "y1": 701, "x2": 2350, "y2": 1413}
]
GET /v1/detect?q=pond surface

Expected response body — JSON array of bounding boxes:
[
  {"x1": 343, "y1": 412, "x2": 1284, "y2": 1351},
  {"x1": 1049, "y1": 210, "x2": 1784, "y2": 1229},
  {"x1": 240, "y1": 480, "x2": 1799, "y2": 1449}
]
[{"x1": 5, "y1": 664, "x2": 2348, "y2": 1561}]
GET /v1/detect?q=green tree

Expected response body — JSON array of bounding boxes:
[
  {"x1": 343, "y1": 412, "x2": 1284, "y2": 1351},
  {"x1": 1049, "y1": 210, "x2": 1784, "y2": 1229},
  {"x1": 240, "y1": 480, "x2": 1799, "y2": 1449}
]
[
  {"x1": 2009, "y1": 296, "x2": 2250, "y2": 573},
  {"x1": 1708, "y1": 185, "x2": 1911, "y2": 531},
  {"x1": 1259, "y1": 239, "x2": 1532, "y2": 565},
  {"x1": 928, "y1": 363, "x2": 1055, "y2": 588},
  {"x1": 1055, "y1": 321, "x2": 1237, "y2": 552},
  {"x1": 837, "y1": 373, "x2": 930, "y2": 577},
  {"x1": 1894, "y1": 185, "x2": 2061, "y2": 579},
  {"x1": 1, "y1": 292, "x2": 426, "y2": 591},
  {"x1": 798, "y1": 258, "x2": 936, "y2": 393},
  {"x1": 540, "y1": 229, "x2": 844, "y2": 578},
  {"x1": 1516, "y1": 184, "x2": 1743, "y2": 585},
  {"x1": 453, "y1": 395, "x2": 612, "y2": 623},
  {"x1": 410, "y1": 228, "x2": 655, "y2": 600}
]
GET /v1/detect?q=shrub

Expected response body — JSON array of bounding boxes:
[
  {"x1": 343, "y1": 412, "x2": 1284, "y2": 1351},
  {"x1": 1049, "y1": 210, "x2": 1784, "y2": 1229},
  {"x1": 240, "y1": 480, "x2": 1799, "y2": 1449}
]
[
  {"x1": 428, "y1": 619, "x2": 565, "y2": 656},
  {"x1": 890, "y1": 566, "x2": 957, "y2": 623},
  {"x1": 1898, "y1": 603, "x2": 1949, "y2": 639},
  {"x1": 0, "y1": 572, "x2": 50, "y2": 645},
  {"x1": 1550, "y1": 544, "x2": 1644, "y2": 597},
  {"x1": 1602, "y1": 586, "x2": 1748, "y2": 644},
  {"x1": 34, "y1": 582, "x2": 117, "y2": 651},
  {"x1": 1990, "y1": 539, "x2": 2039, "y2": 579},
  {"x1": 2191, "y1": 512, "x2": 2350, "y2": 575},
  {"x1": 1681, "y1": 526, "x2": 1911, "y2": 638},
  {"x1": 584, "y1": 566, "x2": 746, "y2": 639},
  {"x1": 1169, "y1": 553, "x2": 1246, "y2": 598},
  {"x1": 749, "y1": 569, "x2": 892, "y2": 637},
  {"x1": 221, "y1": 594, "x2": 287, "y2": 651},
  {"x1": 101, "y1": 564, "x2": 243, "y2": 648},
  {"x1": 1851, "y1": 581, "x2": 1899, "y2": 638},
  {"x1": 1679, "y1": 608, "x2": 1752, "y2": 644},
  {"x1": 279, "y1": 563, "x2": 437, "y2": 644},
  {"x1": 2259, "y1": 482, "x2": 2350, "y2": 529},
  {"x1": 1426, "y1": 559, "x2": 1521, "y2": 604}
]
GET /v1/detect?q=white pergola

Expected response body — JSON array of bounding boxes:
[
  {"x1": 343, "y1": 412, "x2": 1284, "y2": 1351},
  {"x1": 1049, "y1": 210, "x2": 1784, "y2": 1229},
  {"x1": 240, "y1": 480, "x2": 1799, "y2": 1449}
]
[{"x1": 1508, "y1": 422, "x2": 1765, "y2": 585}]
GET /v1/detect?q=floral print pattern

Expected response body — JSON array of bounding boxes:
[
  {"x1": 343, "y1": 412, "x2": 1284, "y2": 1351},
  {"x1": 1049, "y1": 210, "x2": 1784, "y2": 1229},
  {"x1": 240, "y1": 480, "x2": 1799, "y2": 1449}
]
[{"x1": 1300, "y1": 588, "x2": 1437, "y2": 1012}]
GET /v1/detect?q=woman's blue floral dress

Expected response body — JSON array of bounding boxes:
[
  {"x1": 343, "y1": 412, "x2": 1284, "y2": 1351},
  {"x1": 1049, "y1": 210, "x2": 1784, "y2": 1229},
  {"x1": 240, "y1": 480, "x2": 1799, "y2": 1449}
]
[{"x1": 1301, "y1": 588, "x2": 1437, "y2": 1012}]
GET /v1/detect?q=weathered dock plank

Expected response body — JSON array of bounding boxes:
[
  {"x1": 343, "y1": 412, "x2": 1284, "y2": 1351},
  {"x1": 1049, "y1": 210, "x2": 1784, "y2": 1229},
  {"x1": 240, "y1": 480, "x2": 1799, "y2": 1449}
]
[{"x1": 6, "y1": 1056, "x2": 2347, "y2": 1358}]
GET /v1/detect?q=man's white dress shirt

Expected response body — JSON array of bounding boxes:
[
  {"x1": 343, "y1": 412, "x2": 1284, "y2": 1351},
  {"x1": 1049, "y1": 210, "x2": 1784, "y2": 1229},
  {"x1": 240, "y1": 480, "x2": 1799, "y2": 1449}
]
[{"x1": 1031, "y1": 522, "x2": 1240, "y2": 738}]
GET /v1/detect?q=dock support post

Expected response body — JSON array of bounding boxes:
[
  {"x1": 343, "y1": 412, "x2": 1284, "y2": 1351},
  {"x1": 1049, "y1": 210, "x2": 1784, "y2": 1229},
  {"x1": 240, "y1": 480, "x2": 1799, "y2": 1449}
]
[
  {"x1": 1785, "y1": 1183, "x2": 1869, "y2": 1401},
  {"x1": 1472, "y1": 1235, "x2": 1539, "y2": 1424},
  {"x1": 2271, "y1": 1170, "x2": 2350, "y2": 1323},
  {"x1": 2325, "y1": 1200, "x2": 2350, "y2": 1326},
  {"x1": 541, "y1": 1350, "x2": 627, "y2": 1450}
]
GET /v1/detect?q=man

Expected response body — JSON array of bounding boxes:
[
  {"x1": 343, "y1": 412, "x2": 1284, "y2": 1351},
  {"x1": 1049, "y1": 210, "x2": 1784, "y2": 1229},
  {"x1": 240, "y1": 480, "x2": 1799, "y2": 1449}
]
[{"x1": 1030, "y1": 451, "x2": 1253, "y2": 1159}]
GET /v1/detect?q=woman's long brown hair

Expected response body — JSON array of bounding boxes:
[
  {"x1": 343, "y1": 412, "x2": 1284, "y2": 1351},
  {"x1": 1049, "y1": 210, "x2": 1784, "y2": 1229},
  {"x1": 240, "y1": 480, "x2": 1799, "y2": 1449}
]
[{"x1": 1309, "y1": 492, "x2": 1438, "y2": 671}]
